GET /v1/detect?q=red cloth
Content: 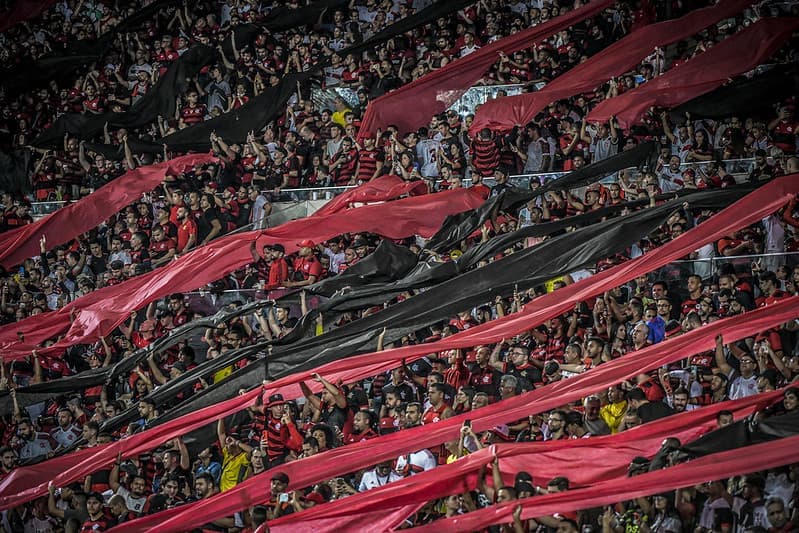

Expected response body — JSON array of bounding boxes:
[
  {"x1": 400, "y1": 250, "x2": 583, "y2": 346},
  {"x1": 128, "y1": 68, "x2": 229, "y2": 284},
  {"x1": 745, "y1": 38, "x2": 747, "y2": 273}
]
[
  {"x1": 0, "y1": 154, "x2": 215, "y2": 269},
  {"x1": 312, "y1": 175, "x2": 427, "y2": 218},
  {"x1": 416, "y1": 435, "x2": 799, "y2": 533},
  {"x1": 2, "y1": 174, "x2": 797, "y2": 515},
  {"x1": 0, "y1": 187, "x2": 484, "y2": 359},
  {"x1": 266, "y1": 390, "x2": 781, "y2": 532},
  {"x1": 111, "y1": 298, "x2": 798, "y2": 533},
  {"x1": 0, "y1": 0, "x2": 57, "y2": 32},
  {"x1": 469, "y1": 0, "x2": 753, "y2": 133},
  {"x1": 0, "y1": 388, "x2": 261, "y2": 509},
  {"x1": 357, "y1": 0, "x2": 613, "y2": 139},
  {"x1": 588, "y1": 18, "x2": 799, "y2": 129}
]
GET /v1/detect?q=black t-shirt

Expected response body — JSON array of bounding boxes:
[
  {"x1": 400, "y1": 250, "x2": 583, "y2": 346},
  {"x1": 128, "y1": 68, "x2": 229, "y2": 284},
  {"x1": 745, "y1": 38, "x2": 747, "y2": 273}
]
[
  {"x1": 637, "y1": 400, "x2": 674, "y2": 423},
  {"x1": 197, "y1": 207, "x2": 221, "y2": 242}
]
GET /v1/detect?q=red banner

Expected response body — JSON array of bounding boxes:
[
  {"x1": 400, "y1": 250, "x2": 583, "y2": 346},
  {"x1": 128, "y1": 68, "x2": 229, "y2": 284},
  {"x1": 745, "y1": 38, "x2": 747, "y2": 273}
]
[
  {"x1": 110, "y1": 296, "x2": 799, "y2": 533},
  {"x1": 0, "y1": 187, "x2": 484, "y2": 359},
  {"x1": 312, "y1": 175, "x2": 428, "y2": 217},
  {"x1": 416, "y1": 434, "x2": 799, "y2": 533},
  {"x1": 0, "y1": 153, "x2": 216, "y2": 269},
  {"x1": 469, "y1": 0, "x2": 753, "y2": 133},
  {"x1": 587, "y1": 18, "x2": 799, "y2": 129},
  {"x1": 357, "y1": 0, "x2": 613, "y2": 139},
  {"x1": 2, "y1": 175, "x2": 796, "y2": 514},
  {"x1": 267, "y1": 391, "x2": 782, "y2": 532}
]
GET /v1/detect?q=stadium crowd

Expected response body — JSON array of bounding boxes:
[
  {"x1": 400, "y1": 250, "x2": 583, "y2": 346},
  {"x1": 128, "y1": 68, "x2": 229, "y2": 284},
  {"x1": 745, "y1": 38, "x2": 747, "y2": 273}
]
[{"x1": 0, "y1": 0, "x2": 799, "y2": 531}]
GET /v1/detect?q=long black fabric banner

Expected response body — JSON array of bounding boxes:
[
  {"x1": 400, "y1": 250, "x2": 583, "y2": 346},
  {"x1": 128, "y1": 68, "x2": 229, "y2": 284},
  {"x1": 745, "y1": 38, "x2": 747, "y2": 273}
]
[
  {"x1": 676, "y1": 409, "x2": 799, "y2": 460},
  {"x1": 0, "y1": 300, "x2": 273, "y2": 417},
  {"x1": 31, "y1": 45, "x2": 218, "y2": 148},
  {"x1": 88, "y1": 186, "x2": 754, "y2": 459},
  {"x1": 2, "y1": 0, "x2": 182, "y2": 94},
  {"x1": 144, "y1": 188, "x2": 749, "y2": 429},
  {"x1": 672, "y1": 64, "x2": 799, "y2": 119},
  {"x1": 426, "y1": 141, "x2": 657, "y2": 252},
  {"x1": 72, "y1": 0, "x2": 476, "y2": 155},
  {"x1": 260, "y1": 0, "x2": 348, "y2": 32}
]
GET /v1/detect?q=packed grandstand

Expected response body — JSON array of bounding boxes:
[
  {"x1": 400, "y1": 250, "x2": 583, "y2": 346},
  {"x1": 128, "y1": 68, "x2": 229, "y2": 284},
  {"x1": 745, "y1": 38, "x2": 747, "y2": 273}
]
[{"x1": 0, "y1": 0, "x2": 798, "y2": 531}]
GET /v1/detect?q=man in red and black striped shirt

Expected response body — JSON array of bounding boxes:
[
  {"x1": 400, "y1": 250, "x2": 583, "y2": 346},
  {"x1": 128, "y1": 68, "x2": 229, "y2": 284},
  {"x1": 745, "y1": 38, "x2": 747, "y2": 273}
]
[
  {"x1": 470, "y1": 128, "x2": 500, "y2": 178},
  {"x1": 355, "y1": 137, "x2": 384, "y2": 182}
]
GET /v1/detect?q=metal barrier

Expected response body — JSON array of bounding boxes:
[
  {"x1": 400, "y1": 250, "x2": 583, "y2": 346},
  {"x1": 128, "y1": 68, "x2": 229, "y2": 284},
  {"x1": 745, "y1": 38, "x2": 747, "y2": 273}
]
[{"x1": 648, "y1": 252, "x2": 799, "y2": 286}]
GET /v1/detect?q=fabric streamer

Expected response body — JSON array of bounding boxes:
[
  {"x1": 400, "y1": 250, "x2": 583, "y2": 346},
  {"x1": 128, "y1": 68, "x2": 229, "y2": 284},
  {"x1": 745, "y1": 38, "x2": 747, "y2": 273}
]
[
  {"x1": 0, "y1": 187, "x2": 484, "y2": 359},
  {"x1": 414, "y1": 434, "x2": 799, "y2": 533},
  {"x1": 425, "y1": 141, "x2": 656, "y2": 252},
  {"x1": 107, "y1": 297, "x2": 799, "y2": 533},
  {"x1": 469, "y1": 0, "x2": 753, "y2": 133},
  {"x1": 2, "y1": 174, "x2": 796, "y2": 512},
  {"x1": 587, "y1": 18, "x2": 799, "y2": 129},
  {"x1": 73, "y1": 0, "x2": 477, "y2": 155},
  {"x1": 672, "y1": 63, "x2": 799, "y2": 120},
  {"x1": 265, "y1": 391, "x2": 785, "y2": 533},
  {"x1": 357, "y1": 0, "x2": 613, "y2": 140},
  {"x1": 31, "y1": 45, "x2": 218, "y2": 148},
  {"x1": 0, "y1": 153, "x2": 216, "y2": 269}
]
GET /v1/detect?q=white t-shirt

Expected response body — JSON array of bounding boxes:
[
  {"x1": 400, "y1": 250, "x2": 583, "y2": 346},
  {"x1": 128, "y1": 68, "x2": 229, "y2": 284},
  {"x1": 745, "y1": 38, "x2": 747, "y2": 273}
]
[
  {"x1": 394, "y1": 449, "x2": 436, "y2": 476},
  {"x1": 358, "y1": 469, "x2": 403, "y2": 491}
]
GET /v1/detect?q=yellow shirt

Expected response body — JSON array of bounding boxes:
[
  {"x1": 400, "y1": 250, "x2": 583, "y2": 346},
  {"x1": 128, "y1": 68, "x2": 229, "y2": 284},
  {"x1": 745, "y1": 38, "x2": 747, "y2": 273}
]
[
  {"x1": 544, "y1": 276, "x2": 567, "y2": 293},
  {"x1": 220, "y1": 448, "x2": 250, "y2": 492},
  {"x1": 600, "y1": 401, "x2": 627, "y2": 434},
  {"x1": 331, "y1": 108, "x2": 352, "y2": 128}
]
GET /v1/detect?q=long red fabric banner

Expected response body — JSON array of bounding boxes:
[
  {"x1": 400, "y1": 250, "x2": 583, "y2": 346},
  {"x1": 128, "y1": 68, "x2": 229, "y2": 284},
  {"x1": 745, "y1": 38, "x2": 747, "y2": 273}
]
[
  {"x1": 2, "y1": 175, "x2": 795, "y2": 513},
  {"x1": 0, "y1": 186, "x2": 484, "y2": 359},
  {"x1": 468, "y1": 0, "x2": 753, "y2": 133},
  {"x1": 587, "y1": 17, "x2": 799, "y2": 129},
  {"x1": 357, "y1": 0, "x2": 613, "y2": 139},
  {"x1": 312, "y1": 175, "x2": 427, "y2": 217},
  {"x1": 0, "y1": 153, "x2": 216, "y2": 269},
  {"x1": 267, "y1": 390, "x2": 782, "y2": 532},
  {"x1": 111, "y1": 297, "x2": 799, "y2": 533},
  {"x1": 0, "y1": 0, "x2": 57, "y2": 32},
  {"x1": 416, "y1": 434, "x2": 799, "y2": 533}
]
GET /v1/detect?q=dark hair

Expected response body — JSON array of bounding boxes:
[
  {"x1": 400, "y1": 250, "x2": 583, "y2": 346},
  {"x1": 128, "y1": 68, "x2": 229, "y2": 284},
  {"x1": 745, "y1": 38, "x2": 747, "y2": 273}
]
[
  {"x1": 547, "y1": 476, "x2": 570, "y2": 491},
  {"x1": 196, "y1": 472, "x2": 215, "y2": 486}
]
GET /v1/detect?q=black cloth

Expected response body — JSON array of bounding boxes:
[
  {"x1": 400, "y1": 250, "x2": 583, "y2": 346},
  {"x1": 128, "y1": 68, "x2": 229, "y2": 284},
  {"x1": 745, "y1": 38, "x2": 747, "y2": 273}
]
[{"x1": 637, "y1": 400, "x2": 674, "y2": 423}]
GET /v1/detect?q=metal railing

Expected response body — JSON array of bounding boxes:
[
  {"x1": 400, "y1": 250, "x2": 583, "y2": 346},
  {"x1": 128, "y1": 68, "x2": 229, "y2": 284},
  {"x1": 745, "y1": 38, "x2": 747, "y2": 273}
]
[{"x1": 648, "y1": 252, "x2": 799, "y2": 285}]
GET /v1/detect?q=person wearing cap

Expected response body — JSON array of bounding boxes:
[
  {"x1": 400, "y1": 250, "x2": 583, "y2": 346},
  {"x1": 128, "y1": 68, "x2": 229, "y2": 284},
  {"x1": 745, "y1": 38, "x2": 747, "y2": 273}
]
[
  {"x1": 489, "y1": 165, "x2": 513, "y2": 198},
  {"x1": 261, "y1": 393, "x2": 301, "y2": 467},
  {"x1": 266, "y1": 472, "x2": 293, "y2": 520},
  {"x1": 260, "y1": 243, "x2": 289, "y2": 290},
  {"x1": 216, "y1": 420, "x2": 251, "y2": 492},
  {"x1": 284, "y1": 239, "x2": 322, "y2": 288},
  {"x1": 351, "y1": 237, "x2": 370, "y2": 261}
]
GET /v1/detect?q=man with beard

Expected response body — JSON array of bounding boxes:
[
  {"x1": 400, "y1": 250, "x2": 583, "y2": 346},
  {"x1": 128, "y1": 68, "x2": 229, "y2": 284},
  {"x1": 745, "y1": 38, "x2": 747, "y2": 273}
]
[
  {"x1": 109, "y1": 469, "x2": 148, "y2": 514},
  {"x1": 582, "y1": 396, "x2": 610, "y2": 435},
  {"x1": 13, "y1": 418, "x2": 54, "y2": 460},
  {"x1": 175, "y1": 205, "x2": 197, "y2": 255}
]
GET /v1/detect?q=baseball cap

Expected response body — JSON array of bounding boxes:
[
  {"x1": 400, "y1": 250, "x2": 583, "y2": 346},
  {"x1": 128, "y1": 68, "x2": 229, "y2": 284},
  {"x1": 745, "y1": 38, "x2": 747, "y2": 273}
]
[
  {"x1": 297, "y1": 239, "x2": 315, "y2": 248},
  {"x1": 271, "y1": 472, "x2": 290, "y2": 484},
  {"x1": 266, "y1": 393, "x2": 286, "y2": 407}
]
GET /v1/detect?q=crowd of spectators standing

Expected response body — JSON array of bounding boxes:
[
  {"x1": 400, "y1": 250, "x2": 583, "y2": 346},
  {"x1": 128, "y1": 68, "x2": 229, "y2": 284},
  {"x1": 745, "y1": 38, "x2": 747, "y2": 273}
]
[{"x1": 0, "y1": 0, "x2": 799, "y2": 531}]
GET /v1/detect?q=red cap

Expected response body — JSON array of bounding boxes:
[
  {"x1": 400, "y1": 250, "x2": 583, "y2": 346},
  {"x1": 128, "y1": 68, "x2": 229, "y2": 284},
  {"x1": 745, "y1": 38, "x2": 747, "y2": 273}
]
[{"x1": 297, "y1": 239, "x2": 315, "y2": 248}]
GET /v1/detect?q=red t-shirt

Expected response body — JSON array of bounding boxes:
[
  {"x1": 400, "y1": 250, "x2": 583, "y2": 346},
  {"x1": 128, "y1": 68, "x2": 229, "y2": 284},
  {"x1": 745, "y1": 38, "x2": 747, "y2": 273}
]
[{"x1": 293, "y1": 256, "x2": 322, "y2": 280}]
